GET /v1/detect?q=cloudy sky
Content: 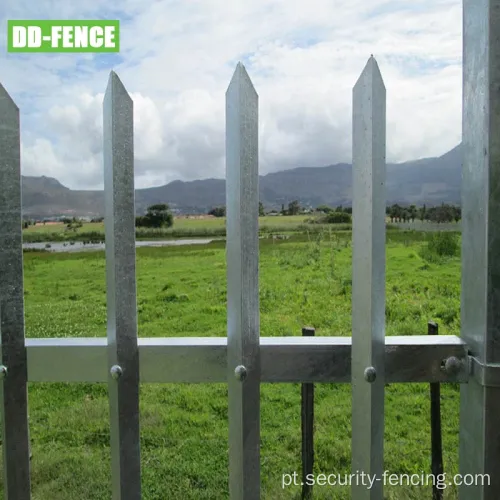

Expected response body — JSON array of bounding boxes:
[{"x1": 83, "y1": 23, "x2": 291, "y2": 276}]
[{"x1": 0, "y1": 0, "x2": 462, "y2": 190}]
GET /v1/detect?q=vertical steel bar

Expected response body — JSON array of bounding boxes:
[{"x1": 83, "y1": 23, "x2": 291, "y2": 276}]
[
  {"x1": 103, "y1": 71, "x2": 141, "y2": 499},
  {"x1": 301, "y1": 326, "x2": 315, "y2": 500},
  {"x1": 226, "y1": 62, "x2": 260, "y2": 499},
  {"x1": 0, "y1": 83, "x2": 31, "y2": 500},
  {"x1": 460, "y1": 1, "x2": 500, "y2": 498},
  {"x1": 351, "y1": 56, "x2": 386, "y2": 500},
  {"x1": 428, "y1": 322, "x2": 443, "y2": 500}
]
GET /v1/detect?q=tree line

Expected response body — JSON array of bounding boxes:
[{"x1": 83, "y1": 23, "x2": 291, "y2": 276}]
[
  {"x1": 386, "y1": 203, "x2": 461, "y2": 223},
  {"x1": 21, "y1": 201, "x2": 463, "y2": 231},
  {"x1": 208, "y1": 202, "x2": 266, "y2": 218},
  {"x1": 208, "y1": 200, "x2": 461, "y2": 224}
]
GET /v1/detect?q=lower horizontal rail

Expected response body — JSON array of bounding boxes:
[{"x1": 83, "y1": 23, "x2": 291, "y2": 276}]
[{"x1": 25, "y1": 335, "x2": 468, "y2": 384}]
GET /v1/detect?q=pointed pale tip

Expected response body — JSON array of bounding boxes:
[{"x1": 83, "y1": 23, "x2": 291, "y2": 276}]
[
  {"x1": 106, "y1": 70, "x2": 122, "y2": 87},
  {"x1": 104, "y1": 70, "x2": 131, "y2": 102},
  {"x1": 226, "y1": 61, "x2": 258, "y2": 97},
  {"x1": 367, "y1": 54, "x2": 379, "y2": 67},
  {"x1": 353, "y1": 54, "x2": 385, "y2": 91},
  {"x1": 0, "y1": 82, "x2": 19, "y2": 111},
  {"x1": 230, "y1": 61, "x2": 247, "y2": 80}
]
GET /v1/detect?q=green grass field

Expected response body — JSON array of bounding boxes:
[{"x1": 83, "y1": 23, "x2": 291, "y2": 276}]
[
  {"x1": 23, "y1": 215, "x2": 313, "y2": 233},
  {"x1": 22, "y1": 216, "x2": 348, "y2": 243},
  {"x1": 2, "y1": 231, "x2": 462, "y2": 499},
  {"x1": 24, "y1": 221, "x2": 106, "y2": 233}
]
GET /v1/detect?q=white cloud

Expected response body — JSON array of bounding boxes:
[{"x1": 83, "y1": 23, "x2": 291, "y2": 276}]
[
  {"x1": 131, "y1": 93, "x2": 163, "y2": 159},
  {"x1": 21, "y1": 138, "x2": 64, "y2": 178},
  {"x1": 0, "y1": 0, "x2": 462, "y2": 189}
]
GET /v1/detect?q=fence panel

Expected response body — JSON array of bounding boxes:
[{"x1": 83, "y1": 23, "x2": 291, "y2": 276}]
[{"x1": 3, "y1": 16, "x2": 500, "y2": 494}]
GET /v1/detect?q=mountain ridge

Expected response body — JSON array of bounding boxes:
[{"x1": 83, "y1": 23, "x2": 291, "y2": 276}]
[{"x1": 21, "y1": 144, "x2": 462, "y2": 218}]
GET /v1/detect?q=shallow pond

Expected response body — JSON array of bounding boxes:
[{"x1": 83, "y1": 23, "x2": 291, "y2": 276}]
[{"x1": 23, "y1": 239, "x2": 216, "y2": 253}]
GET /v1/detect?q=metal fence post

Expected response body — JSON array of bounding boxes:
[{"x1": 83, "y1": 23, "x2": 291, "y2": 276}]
[
  {"x1": 301, "y1": 326, "x2": 315, "y2": 500},
  {"x1": 460, "y1": 1, "x2": 500, "y2": 498},
  {"x1": 351, "y1": 56, "x2": 387, "y2": 500},
  {"x1": 103, "y1": 71, "x2": 141, "y2": 499},
  {"x1": 428, "y1": 321, "x2": 443, "y2": 500},
  {"x1": 0, "y1": 83, "x2": 31, "y2": 500},
  {"x1": 226, "y1": 62, "x2": 261, "y2": 499}
]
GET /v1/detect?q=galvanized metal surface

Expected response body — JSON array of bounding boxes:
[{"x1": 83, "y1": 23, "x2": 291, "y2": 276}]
[
  {"x1": 226, "y1": 62, "x2": 261, "y2": 499},
  {"x1": 351, "y1": 56, "x2": 386, "y2": 500},
  {"x1": 460, "y1": 1, "x2": 500, "y2": 497},
  {"x1": 469, "y1": 357, "x2": 500, "y2": 387},
  {"x1": 24, "y1": 336, "x2": 468, "y2": 384},
  {"x1": 103, "y1": 71, "x2": 141, "y2": 499},
  {"x1": 0, "y1": 83, "x2": 31, "y2": 499}
]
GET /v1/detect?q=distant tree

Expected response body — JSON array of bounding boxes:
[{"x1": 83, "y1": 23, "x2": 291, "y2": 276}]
[
  {"x1": 259, "y1": 202, "x2": 265, "y2": 217},
  {"x1": 136, "y1": 204, "x2": 173, "y2": 228},
  {"x1": 388, "y1": 205, "x2": 394, "y2": 222},
  {"x1": 208, "y1": 206, "x2": 226, "y2": 217},
  {"x1": 316, "y1": 205, "x2": 333, "y2": 214},
  {"x1": 419, "y1": 204, "x2": 427, "y2": 222},
  {"x1": 325, "y1": 212, "x2": 351, "y2": 224},
  {"x1": 409, "y1": 205, "x2": 417, "y2": 222},
  {"x1": 280, "y1": 203, "x2": 286, "y2": 215},
  {"x1": 66, "y1": 217, "x2": 83, "y2": 231},
  {"x1": 288, "y1": 200, "x2": 301, "y2": 216},
  {"x1": 389, "y1": 203, "x2": 403, "y2": 222},
  {"x1": 424, "y1": 203, "x2": 460, "y2": 224}
]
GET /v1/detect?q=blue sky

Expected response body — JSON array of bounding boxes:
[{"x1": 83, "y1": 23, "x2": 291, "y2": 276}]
[{"x1": 0, "y1": 0, "x2": 462, "y2": 190}]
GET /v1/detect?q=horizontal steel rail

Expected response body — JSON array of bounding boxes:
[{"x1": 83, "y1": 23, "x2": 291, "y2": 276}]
[{"x1": 25, "y1": 335, "x2": 468, "y2": 384}]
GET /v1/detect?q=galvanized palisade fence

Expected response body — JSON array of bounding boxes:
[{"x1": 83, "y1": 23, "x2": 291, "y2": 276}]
[{"x1": 1, "y1": 1, "x2": 500, "y2": 498}]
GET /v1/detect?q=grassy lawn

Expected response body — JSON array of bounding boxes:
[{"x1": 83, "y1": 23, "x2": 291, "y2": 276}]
[{"x1": 1, "y1": 231, "x2": 461, "y2": 499}]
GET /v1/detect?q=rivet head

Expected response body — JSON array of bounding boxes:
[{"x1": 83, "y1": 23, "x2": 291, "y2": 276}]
[
  {"x1": 110, "y1": 365, "x2": 122, "y2": 380},
  {"x1": 364, "y1": 366, "x2": 377, "y2": 383},
  {"x1": 443, "y1": 356, "x2": 461, "y2": 375},
  {"x1": 0, "y1": 365, "x2": 7, "y2": 379},
  {"x1": 234, "y1": 365, "x2": 247, "y2": 382}
]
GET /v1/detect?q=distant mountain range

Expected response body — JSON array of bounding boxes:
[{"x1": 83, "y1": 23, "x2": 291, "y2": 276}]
[{"x1": 21, "y1": 144, "x2": 462, "y2": 218}]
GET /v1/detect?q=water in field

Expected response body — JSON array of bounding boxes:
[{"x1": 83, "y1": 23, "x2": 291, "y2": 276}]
[{"x1": 23, "y1": 239, "x2": 216, "y2": 253}]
